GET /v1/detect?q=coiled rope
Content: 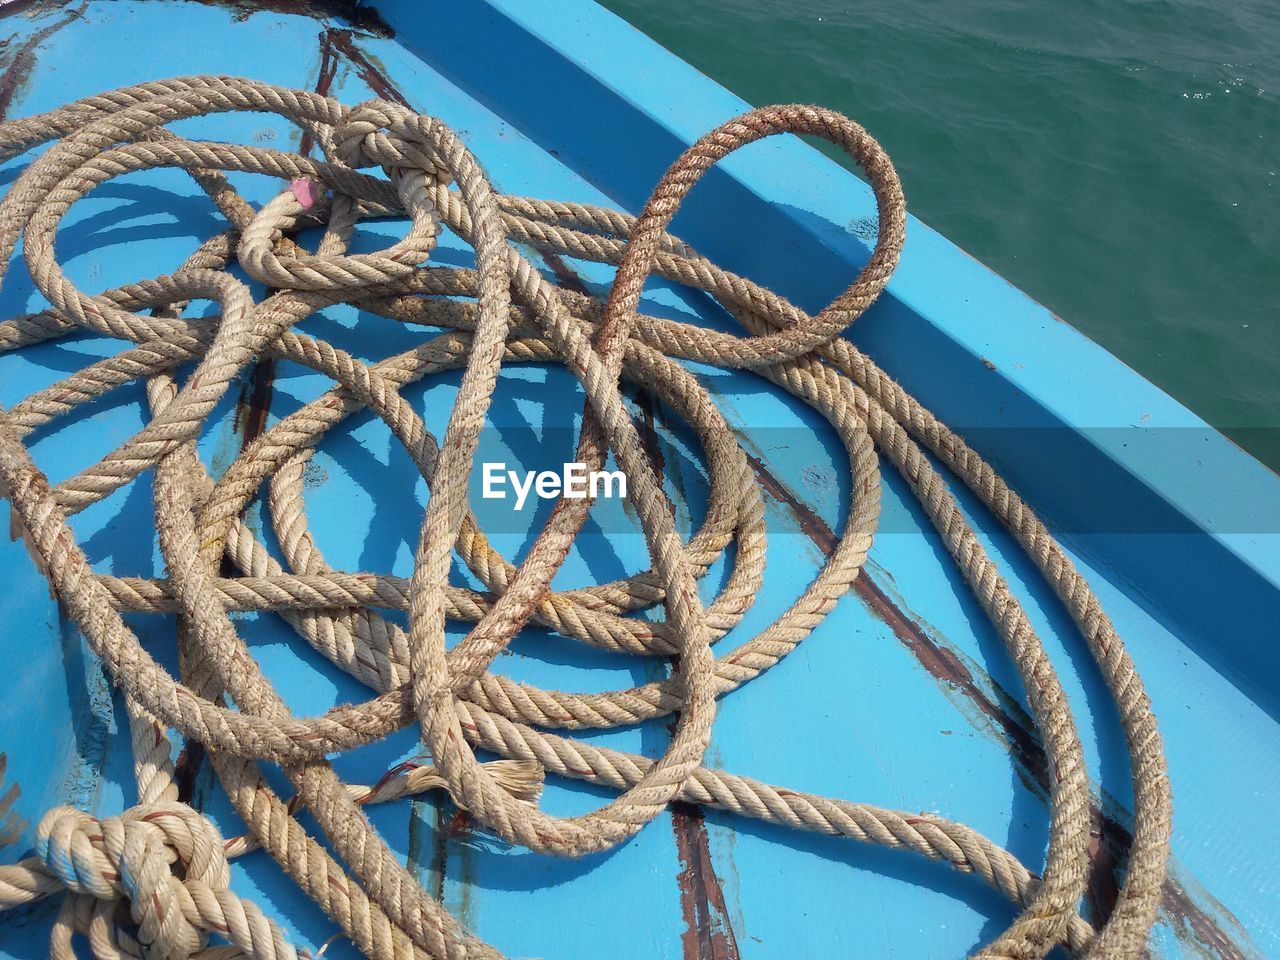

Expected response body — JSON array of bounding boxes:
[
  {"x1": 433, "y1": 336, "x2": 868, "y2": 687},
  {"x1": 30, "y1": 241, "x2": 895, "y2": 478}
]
[{"x1": 0, "y1": 77, "x2": 1170, "y2": 960}]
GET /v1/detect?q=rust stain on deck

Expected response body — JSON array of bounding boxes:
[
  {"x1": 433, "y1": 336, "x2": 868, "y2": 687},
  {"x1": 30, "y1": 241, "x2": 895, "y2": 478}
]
[
  {"x1": 668, "y1": 598, "x2": 740, "y2": 955},
  {"x1": 743, "y1": 449, "x2": 1255, "y2": 960},
  {"x1": 672, "y1": 802, "x2": 741, "y2": 960},
  {"x1": 855, "y1": 569, "x2": 1053, "y2": 794},
  {"x1": 665, "y1": 608, "x2": 737, "y2": 951},
  {"x1": 631, "y1": 385, "x2": 668, "y2": 484},
  {"x1": 0, "y1": 1, "x2": 84, "y2": 122},
  {"x1": 0, "y1": 753, "x2": 26, "y2": 849},
  {"x1": 233, "y1": 356, "x2": 277, "y2": 453},
  {"x1": 540, "y1": 248, "x2": 591, "y2": 298},
  {"x1": 1162, "y1": 876, "x2": 1254, "y2": 960},
  {"x1": 327, "y1": 28, "x2": 413, "y2": 109},
  {"x1": 172, "y1": 740, "x2": 207, "y2": 805},
  {"x1": 205, "y1": 0, "x2": 392, "y2": 37},
  {"x1": 298, "y1": 27, "x2": 342, "y2": 157},
  {"x1": 743, "y1": 451, "x2": 837, "y2": 555}
]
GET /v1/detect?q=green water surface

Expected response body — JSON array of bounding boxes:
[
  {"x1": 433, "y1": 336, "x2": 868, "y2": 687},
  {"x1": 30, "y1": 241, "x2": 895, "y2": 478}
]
[{"x1": 601, "y1": 0, "x2": 1280, "y2": 470}]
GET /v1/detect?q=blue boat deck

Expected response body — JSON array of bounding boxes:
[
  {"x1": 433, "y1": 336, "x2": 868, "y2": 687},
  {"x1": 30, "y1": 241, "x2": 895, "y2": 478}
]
[{"x1": 0, "y1": 2, "x2": 1276, "y2": 959}]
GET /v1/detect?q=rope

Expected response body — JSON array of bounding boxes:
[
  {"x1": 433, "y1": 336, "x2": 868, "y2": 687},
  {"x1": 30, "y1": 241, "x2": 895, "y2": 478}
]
[{"x1": 0, "y1": 76, "x2": 1170, "y2": 960}]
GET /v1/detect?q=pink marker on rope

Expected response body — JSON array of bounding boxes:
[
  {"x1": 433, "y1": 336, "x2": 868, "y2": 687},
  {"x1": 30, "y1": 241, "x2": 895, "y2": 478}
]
[{"x1": 290, "y1": 178, "x2": 321, "y2": 209}]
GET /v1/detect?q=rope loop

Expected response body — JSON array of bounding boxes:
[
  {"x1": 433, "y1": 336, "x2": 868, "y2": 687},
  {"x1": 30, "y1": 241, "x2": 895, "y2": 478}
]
[{"x1": 602, "y1": 103, "x2": 907, "y2": 371}]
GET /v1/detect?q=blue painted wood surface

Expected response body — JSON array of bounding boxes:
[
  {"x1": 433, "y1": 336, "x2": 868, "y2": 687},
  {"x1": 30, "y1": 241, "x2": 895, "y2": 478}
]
[{"x1": 0, "y1": 2, "x2": 1276, "y2": 959}]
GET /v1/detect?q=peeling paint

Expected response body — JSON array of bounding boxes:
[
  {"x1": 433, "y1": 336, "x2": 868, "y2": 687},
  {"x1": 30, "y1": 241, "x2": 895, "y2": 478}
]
[
  {"x1": 405, "y1": 796, "x2": 434, "y2": 889},
  {"x1": 0, "y1": 1, "x2": 74, "y2": 22},
  {"x1": 412, "y1": 792, "x2": 477, "y2": 931},
  {"x1": 55, "y1": 613, "x2": 112, "y2": 817},
  {"x1": 427, "y1": 794, "x2": 448, "y2": 902},
  {"x1": 447, "y1": 807, "x2": 476, "y2": 932}
]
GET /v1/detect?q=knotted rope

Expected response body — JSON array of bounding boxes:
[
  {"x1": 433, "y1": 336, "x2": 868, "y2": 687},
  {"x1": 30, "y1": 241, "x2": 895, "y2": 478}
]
[{"x1": 0, "y1": 77, "x2": 1170, "y2": 960}]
